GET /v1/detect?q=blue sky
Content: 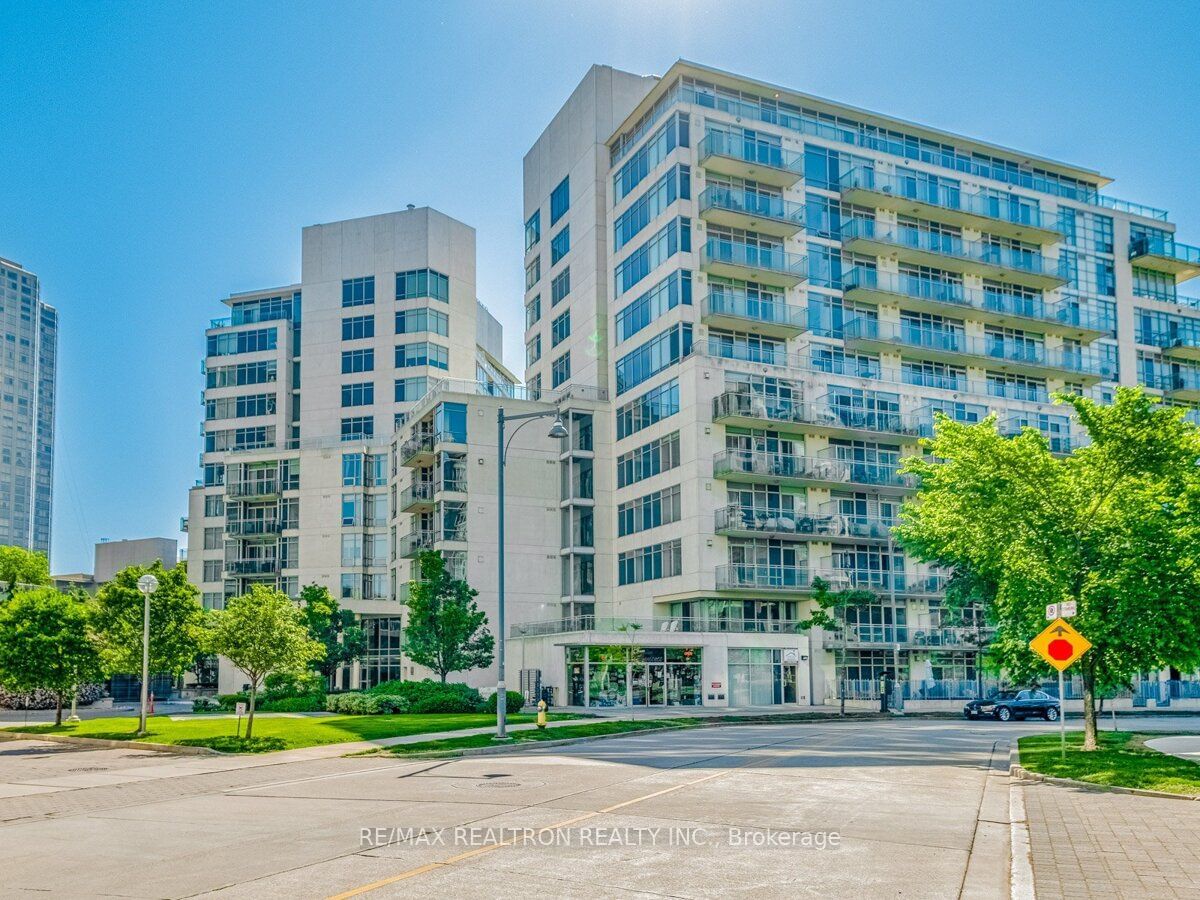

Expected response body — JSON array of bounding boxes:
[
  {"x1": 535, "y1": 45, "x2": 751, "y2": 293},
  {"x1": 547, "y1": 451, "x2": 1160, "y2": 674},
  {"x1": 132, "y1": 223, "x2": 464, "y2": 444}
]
[{"x1": 2, "y1": 0, "x2": 1198, "y2": 573}]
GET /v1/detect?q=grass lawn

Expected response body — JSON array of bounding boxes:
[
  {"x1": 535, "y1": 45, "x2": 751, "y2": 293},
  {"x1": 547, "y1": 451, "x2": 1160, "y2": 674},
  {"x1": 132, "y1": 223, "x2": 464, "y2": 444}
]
[
  {"x1": 1018, "y1": 731, "x2": 1200, "y2": 796},
  {"x1": 6, "y1": 712, "x2": 576, "y2": 753},
  {"x1": 386, "y1": 717, "x2": 702, "y2": 755}
]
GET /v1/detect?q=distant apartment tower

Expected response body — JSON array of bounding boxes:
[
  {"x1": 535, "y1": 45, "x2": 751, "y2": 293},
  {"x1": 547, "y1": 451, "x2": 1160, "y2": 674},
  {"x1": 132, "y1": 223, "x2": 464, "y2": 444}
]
[
  {"x1": 186, "y1": 208, "x2": 515, "y2": 691},
  {"x1": 501, "y1": 60, "x2": 1200, "y2": 709},
  {"x1": 0, "y1": 258, "x2": 56, "y2": 556},
  {"x1": 94, "y1": 537, "x2": 179, "y2": 583}
]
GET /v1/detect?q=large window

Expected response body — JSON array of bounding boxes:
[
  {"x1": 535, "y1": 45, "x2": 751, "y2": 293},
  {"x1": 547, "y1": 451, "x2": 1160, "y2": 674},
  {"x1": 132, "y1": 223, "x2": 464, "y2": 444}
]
[
  {"x1": 435, "y1": 401, "x2": 468, "y2": 443},
  {"x1": 616, "y1": 432, "x2": 680, "y2": 488},
  {"x1": 525, "y1": 257, "x2": 541, "y2": 290},
  {"x1": 551, "y1": 268, "x2": 571, "y2": 305},
  {"x1": 614, "y1": 218, "x2": 690, "y2": 297},
  {"x1": 342, "y1": 315, "x2": 374, "y2": 341},
  {"x1": 613, "y1": 112, "x2": 690, "y2": 203},
  {"x1": 395, "y1": 342, "x2": 449, "y2": 370},
  {"x1": 524, "y1": 210, "x2": 541, "y2": 252},
  {"x1": 551, "y1": 310, "x2": 571, "y2": 347},
  {"x1": 342, "y1": 276, "x2": 375, "y2": 308},
  {"x1": 613, "y1": 165, "x2": 690, "y2": 250},
  {"x1": 206, "y1": 328, "x2": 277, "y2": 357},
  {"x1": 341, "y1": 348, "x2": 374, "y2": 373},
  {"x1": 617, "y1": 485, "x2": 681, "y2": 536},
  {"x1": 618, "y1": 539, "x2": 682, "y2": 585},
  {"x1": 341, "y1": 382, "x2": 374, "y2": 407},
  {"x1": 616, "y1": 378, "x2": 679, "y2": 439},
  {"x1": 340, "y1": 416, "x2": 374, "y2": 441},
  {"x1": 551, "y1": 226, "x2": 570, "y2": 265},
  {"x1": 394, "y1": 376, "x2": 428, "y2": 403},
  {"x1": 615, "y1": 324, "x2": 692, "y2": 395},
  {"x1": 614, "y1": 270, "x2": 692, "y2": 344},
  {"x1": 550, "y1": 176, "x2": 570, "y2": 225},
  {"x1": 395, "y1": 269, "x2": 449, "y2": 302},
  {"x1": 551, "y1": 351, "x2": 571, "y2": 388},
  {"x1": 525, "y1": 295, "x2": 541, "y2": 329},
  {"x1": 395, "y1": 307, "x2": 449, "y2": 336}
]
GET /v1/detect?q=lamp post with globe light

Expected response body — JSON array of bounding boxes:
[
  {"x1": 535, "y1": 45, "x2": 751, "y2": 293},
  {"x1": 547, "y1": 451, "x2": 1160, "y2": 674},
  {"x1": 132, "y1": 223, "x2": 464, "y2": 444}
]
[{"x1": 494, "y1": 407, "x2": 568, "y2": 740}]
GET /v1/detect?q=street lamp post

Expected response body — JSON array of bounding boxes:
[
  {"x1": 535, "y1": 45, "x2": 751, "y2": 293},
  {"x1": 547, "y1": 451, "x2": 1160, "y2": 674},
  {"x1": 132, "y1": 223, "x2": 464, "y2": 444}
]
[
  {"x1": 495, "y1": 405, "x2": 568, "y2": 741},
  {"x1": 136, "y1": 574, "x2": 159, "y2": 736}
]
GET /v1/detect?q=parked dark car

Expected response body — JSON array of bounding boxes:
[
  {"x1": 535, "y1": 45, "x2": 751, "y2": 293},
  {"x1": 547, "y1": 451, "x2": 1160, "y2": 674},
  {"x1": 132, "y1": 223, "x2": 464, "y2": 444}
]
[{"x1": 964, "y1": 689, "x2": 1060, "y2": 722}]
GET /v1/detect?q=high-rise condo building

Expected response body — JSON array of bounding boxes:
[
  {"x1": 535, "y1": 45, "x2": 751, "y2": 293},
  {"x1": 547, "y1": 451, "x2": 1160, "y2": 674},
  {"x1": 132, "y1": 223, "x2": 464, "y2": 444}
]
[
  {"x1": 482, "y1": 60, "x2": 1198, "y2": 708},
  {"x1": 186, "y1": 208, "x2": 515, "y2": 691},
  {"x1": 0, "y1": 258, "x2": 57, "y2": 557}
]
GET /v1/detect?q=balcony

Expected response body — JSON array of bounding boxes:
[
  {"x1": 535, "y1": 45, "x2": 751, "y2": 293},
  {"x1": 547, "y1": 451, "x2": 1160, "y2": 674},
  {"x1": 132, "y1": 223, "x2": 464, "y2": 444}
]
[
  {"x1": 698, "y1": 186, "x2": 804, "y2": 237},
  {"x1": 820, "y1": 567, "x2": 950, "y2": 597},
  {"x1": 841, "y1": 267, "x2": 1109, "y2": 341},
  {"x1": 711, "y1": 449, "x2": 916, "y2": 495},
  {"x1": 226, "y1": 478, "x2": 281, "y2": 499},
  {"x1": 715, "y1": 564, "x2": 811, "y2": 593},
  {"x1": 817, "y1": 504, "x2": 897, "y2": 542},
  {"x1": 1159, "y1": 371, "x2": 1200, "y2": 402},
  {"x1": 798, "y1": 399, "x2": 923, "y2": 441},
  {"x1": 225, "y1": 519, "x2": 284, "y2": 538},
  {"x1": 843, "y1": 318, "x2": 1112, "y2": 383},
  {"x1": 1154, "y1": 333, "x2": 1200, "y2": 362},
  {"x1": 712, "y1": 390, "x2": 805, "y2": 430},
  {"x1": 399, "y1": 530, "x2": 435, "y2": 558},
  {"x1": 1129, "y1": 235, "x2": 1200, "y2": 281},
  {"x1": 697, "y1": 132, "x2": 804, "y2": 187},
  {"x1": 838, "y1": 168, "x2": 1062, "y2": 244},
  {"x1": 399, "y1": 429, "x2": 464, "y2": 467},
  {"x1": 700, "y1": 238, "x2": 807, "y2": 288},
  {"x1": 998, "y1": 417, "x2": 1075, "y2": 454},
  {"x1": 224, "y1": 559, "x2": 278, "y2": 577},
  {"x1": 841, "y1": 218, "x2": 1068, "y2": 290},
  {"x1": 715, "y1": 504, "x2": 838, "y2": 542},
  {"x1": 822, "y1": 623, "x2": 991, "y2": 650},
  {"x1": 701, "y1": 286, "x2": 805, "y2": 338},
  {"x1": 510, "y1": 615, "x2": 804, "y2": 638},
  {"x1": 399, "y1": 481, "x2": 435, "y2": 513}
]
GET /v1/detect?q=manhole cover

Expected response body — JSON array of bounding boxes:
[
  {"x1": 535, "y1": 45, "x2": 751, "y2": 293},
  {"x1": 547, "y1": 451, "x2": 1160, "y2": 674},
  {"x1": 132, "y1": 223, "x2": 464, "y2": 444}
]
[
  {"x1": 69, "y1": 767, "x2": 108, "y2": 773},
  {"x1": 452, "y1": 779, "x2": 543, "y2": 790}
]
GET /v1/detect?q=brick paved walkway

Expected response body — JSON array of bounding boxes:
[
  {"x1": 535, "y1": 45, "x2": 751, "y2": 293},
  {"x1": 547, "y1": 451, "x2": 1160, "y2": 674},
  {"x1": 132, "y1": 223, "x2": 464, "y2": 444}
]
[{"x1": 1022, "y1": 780, "x2": 1200, "y2": 898}]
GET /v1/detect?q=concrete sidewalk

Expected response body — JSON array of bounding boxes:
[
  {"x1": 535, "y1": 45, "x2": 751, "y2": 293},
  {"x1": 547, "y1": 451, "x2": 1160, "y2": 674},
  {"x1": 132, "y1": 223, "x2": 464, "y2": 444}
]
[{"x1": 1144, "y1": 733, "x2": 1200, "y2": 761}]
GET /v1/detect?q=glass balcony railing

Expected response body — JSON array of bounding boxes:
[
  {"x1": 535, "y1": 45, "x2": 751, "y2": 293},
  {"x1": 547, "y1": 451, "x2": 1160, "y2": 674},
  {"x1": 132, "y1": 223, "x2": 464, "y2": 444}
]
[
  {"x1": 699, "y1": 131, "x2": 804, "y2": 178},
  {"x1": 715, "y1": 504, "x2": 842, "y2": 538},
  {"x1": 805, "y1": 398, "x2": 923, "y2": 437},
  {"x1": 702, "y1": 286, "x2": 805, "y2": 331},
  {"x1": 842, "y1": 266, "x2": 1111, "y2": 334},
  {"x1": 713, "y1": 450, "x2": 850, "y2": 484},
  {"x1": 819, "y1": 567, "x2": 950, "y2": 596},
  {"x1": 716, "y1": 564, "x2": 811, "y2": 592},
  {"x1": 841, "y1": 219, "x2": 1064, "y2": 281},
  {"x1": 702, "y1": 238, "x2": 807, "y2": 280},
  {"x1": 225, "y1": 519, "x2": 285, "y2": 537},
  {"x1": 839, "y1": 168, "x2": 1052, "y2": 233},
  {"x1": 1160, "y1": 371, "x2": 1200, "y2": 394},
  {"x1": 844, "y1": 318, "x2": 1112, "y2": 378},
  {"x1": 226, "y1": 479, "x2": 280, "y2": 498},
  {"x1": 224, "y1": 559, "x2": 279, "y2": 576},
  {"x1": 1130, "y1": 234, "x2": 1200, "y2": 267},
  {"x1": 699, "y1": 185, "x2": 805, "y2": 229},
  {"x1": 712, "y1": 390, "x2": 806, "y2": 426}
]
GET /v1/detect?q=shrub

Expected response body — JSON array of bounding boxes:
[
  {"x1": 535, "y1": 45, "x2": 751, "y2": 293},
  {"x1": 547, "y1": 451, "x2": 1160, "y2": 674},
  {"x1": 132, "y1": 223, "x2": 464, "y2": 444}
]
[
  {"x1": 326, "y1": 692, "x2": 380, "y2": 715},
  {"x1": 264, "y1": 670, "x2": 324, "y2": 700},
  {"x1": 366, "y1": 679, "x2": 483, "y2": 713},
  {"x1": 483, "y1": 690, "x2": 525, "y2": 715},
  {"x1": 191, "y1": 696, "x2": 222, "y2": 713},
  {"x1": 216, "y1": 692, "x2": 248, "y2": 710},
  {"x1": 258, "y1": 694, "x2": 327, "y2": 713},
  {"x1": 0, "y1": 684, "x2": 104, "y2": 710}
]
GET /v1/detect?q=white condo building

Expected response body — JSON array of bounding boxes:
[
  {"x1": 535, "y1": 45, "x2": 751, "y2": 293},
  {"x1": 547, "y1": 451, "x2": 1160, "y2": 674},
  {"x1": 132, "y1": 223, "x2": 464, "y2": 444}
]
[{"x1": 187, "y1": 208, "x2": 515, "y2": 692}]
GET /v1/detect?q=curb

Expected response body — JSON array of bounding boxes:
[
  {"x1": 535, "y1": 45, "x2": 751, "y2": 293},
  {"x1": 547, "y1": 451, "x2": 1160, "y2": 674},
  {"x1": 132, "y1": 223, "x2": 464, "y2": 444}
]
[
  {"x1": 1008, "y1": 754, "x2": 1200, "y2": 802},
  {"x1": 0, "y1": 730, "x2": 218, "y2": 756}
]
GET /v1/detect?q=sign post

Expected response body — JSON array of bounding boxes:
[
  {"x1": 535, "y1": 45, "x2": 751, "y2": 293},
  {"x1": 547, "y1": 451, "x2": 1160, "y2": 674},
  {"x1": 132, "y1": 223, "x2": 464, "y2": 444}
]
[
  {"x1": 1029, "y1": 618, "x2": 1093, "y2": 759},
  {"x1": 235, "y1": 701, "x2": 247, "y2": 739}
]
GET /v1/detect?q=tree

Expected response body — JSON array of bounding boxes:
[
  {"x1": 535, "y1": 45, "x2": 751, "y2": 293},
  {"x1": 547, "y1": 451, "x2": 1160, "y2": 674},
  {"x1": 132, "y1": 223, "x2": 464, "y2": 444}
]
[
  {"x1": 299, "y1": 583, "x2": 367, "y2": 687},
  {"x1": 0, "y1": 588, "x2": 101, "y2": 724},
  {"x1": 205, "y1": 585, "x2": 323, "y2": 738},
  {"x1": 403, "y1": 550, "x2": 493, "y2": 683},
  {"x1": 0, "y1": 545, "x2": 51, "y2": 597},
  {"x1": 897, "y1": 388, "x2": 1200, "y2": 750},
  {"x1": 91, "y1": 562, "x2": 207, "y2": 680}
]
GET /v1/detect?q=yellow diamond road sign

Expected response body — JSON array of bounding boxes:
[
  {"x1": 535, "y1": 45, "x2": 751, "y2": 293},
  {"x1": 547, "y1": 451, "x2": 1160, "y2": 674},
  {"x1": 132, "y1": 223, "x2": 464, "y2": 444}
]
[{"x1": 1030, "y1": 618, "x2": 1092, "y2": 671}]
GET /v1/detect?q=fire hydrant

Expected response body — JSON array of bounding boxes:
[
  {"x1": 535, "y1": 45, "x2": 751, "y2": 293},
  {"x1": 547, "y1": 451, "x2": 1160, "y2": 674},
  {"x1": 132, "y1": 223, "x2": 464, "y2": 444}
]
[{"x1": 536, "y1": 699, "x2": 547, "y2": 729}]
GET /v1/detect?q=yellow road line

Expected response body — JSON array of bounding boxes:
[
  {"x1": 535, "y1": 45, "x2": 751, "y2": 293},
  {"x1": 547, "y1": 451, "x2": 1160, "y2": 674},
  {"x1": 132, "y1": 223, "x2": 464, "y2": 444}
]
[{"x1": 327, "y1": 765, "x2": 744, "y2": 898}]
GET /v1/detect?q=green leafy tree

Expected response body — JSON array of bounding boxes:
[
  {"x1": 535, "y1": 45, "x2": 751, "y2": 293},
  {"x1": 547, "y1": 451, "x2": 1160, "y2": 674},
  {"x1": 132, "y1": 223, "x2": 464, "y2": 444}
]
[
  {"x1": 205, "y1": 585, "x2": 324, "y2": 738},
  {"x1": 0, "y1": 545, "x2": 51, "y2": 597},
  {"x1": 897, "y1": 388, "x2": 1200, "y2": 750},
  {"x1": 299, "y1": 583, "x2": 368, "y2": 686},
  {"x1": 91, "y1": 562, "x2": 206, "y2": 680},
  {"x1": 403, "y1": 550, "x2": 493, "y2": 683},
  {"x1": 0, "y1": 588, "x2": 101, "y2": 724}
]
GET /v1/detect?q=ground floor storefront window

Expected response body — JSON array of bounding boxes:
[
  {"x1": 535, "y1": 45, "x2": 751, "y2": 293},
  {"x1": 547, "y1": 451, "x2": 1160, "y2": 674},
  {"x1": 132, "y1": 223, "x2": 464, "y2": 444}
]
[
  {"x1": 358, "y1": 616, "x2": 403, "y2": 688},
  {"x1": 728, "y1": 648, "x2": 798, "y2": 706},
  {"x1": 566, "y1": 645, "x2": 702, "y2": 707}
]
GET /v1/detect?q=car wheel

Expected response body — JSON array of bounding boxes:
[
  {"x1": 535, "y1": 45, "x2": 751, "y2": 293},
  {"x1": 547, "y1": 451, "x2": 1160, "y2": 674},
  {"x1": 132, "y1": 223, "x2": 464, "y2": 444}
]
[
  {"x1": 996, "y1": 706, "x2": 1012, "y2": 722},
  {"x1": 1045, "y1": 707, "x2": 1060, "y2": 722}
]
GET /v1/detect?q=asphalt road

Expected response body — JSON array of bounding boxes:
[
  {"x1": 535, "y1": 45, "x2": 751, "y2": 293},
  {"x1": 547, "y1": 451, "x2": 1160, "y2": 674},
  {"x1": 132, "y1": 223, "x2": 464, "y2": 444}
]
[{"x1": 1, "y1": 716, "x2": 1197, "y2": 899}]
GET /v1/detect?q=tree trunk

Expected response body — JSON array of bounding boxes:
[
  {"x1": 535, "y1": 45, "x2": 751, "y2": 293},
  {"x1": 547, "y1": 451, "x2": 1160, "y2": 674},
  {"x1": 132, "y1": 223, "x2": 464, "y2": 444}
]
[
  {"x1": 439, "y1": 671, "x2": 447, "y2": 684},
  {"x1": 246, "y1": 683, "x2": 257, "y2": 740},
  {"x1": 1081, "y1": 658, "x2": 1098, "y2": 751},
  {"x1": 54, "y1": 694, "x2": 63, "y2": 727}
]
